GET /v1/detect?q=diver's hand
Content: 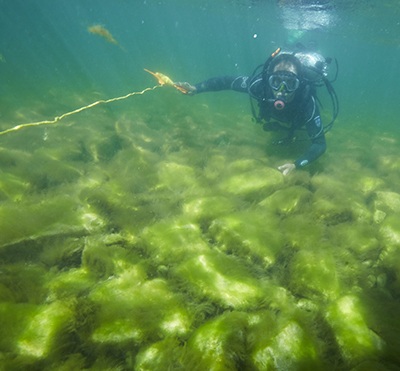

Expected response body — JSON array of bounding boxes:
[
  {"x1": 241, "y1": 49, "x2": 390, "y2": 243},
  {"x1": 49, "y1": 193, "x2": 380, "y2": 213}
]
[
  {"x1": 278, "y1": 163, "x2": 295, "y2": 176},
  {"x1": 174, "y1": 82, "x2": 197, "y2": 95}
]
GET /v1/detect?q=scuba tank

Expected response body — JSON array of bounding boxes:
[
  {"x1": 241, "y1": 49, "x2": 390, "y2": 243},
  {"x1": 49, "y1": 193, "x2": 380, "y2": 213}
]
[{"x1": 292, "y1": 51, "x2": 328, "y2": 84}]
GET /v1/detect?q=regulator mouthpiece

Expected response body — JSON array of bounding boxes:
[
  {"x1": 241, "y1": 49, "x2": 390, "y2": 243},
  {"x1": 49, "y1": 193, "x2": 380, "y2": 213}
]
[{"x1": 274, "y1": 99, "x2": 285, "y2": 110}]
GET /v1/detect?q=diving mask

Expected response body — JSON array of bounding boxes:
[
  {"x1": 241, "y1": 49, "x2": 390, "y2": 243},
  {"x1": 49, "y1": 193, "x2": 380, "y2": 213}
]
[{"x1": 268, "y1": 72, "x2": 300, "y2": 93}]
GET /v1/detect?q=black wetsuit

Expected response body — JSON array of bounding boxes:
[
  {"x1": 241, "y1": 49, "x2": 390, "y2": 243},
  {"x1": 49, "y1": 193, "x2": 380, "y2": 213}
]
[{"x1": 194, "y1": 75, "x2": 326, "y2": 168}]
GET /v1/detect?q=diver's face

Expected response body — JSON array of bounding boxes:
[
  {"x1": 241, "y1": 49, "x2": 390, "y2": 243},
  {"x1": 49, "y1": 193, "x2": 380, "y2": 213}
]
[{"x1": 270, "y1": 63, "x2": 299, "y2": 103}]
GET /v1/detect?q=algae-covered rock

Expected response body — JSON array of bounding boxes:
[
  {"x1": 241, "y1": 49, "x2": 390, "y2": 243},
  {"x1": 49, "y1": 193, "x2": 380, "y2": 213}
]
[
  {"x1": 17, "y1": 300, "x2": 75, "y2": 359},
  {"x1": 0, "y1": 171, "x2": 30, "y2": 201},
  {"x1": 218, "y1": 167, "x2": 283, "y2": 199},
  {"x1": 182, "y1": 195, "x2": 237, "y2": 224},
  {"x1": 356, "y1": 176, "x2": 385, "y2": 196},
  {"x1": 142, "y1": 219, "x2": 210, "y2": 266},
  {"x1": 373, "y1": 191, "x2": 400, "y2": 215},
  {"x1": 175, "y1": 250, "x2": 269, "y2": 309},
  {"x1": 21, "y1": 150, "x2": 83, "y2": 190},
  {"x1": 80, "y1": 176, "x2": 170, "y2": 232},
  {"x1": 328, "y1": 224, "x2": 381, "y2": 261},
  {"x1": 0, "y1": 302, "x2": 38, "y2": 353},
  {"x1": 378, "y1": 215, "x2": 400, "y2": 294},
  {"x1": 157, "y1": 161, "x2": 199, "y2": 193},
  {"x1": 325, "y1": 295, "x2": 385, "y2": 366},
  {"x1": 39, "y1": 236, "x2": 84, "y2": 269},
  {"x1": 311, "y1": 172, "x2": 375, "y2": 224},
  {"x1": 379, "y1": 215, "x2": 400, "y2": 255},
  {"x1": 279, "y1": 214, "x2": 325, "y2": 250},
  {"x1": 311, "y1": 173, "x2": 346, "y2": 196},
  {"x1": 47, "y1": 353, "x2": 87, "y2": 371},
  {"x1": 227, "y1": 158, "x2": 267, "y2": 172},
  {"x1": 208, "y1": 210, "x2": 283, "y2": 268},
  {"x1": 248, "y1": 315, "x2": 324, "y2": 370},
  {"x1": 0, "y1": 282, "x2": 14, "y2": 302},
  {"x1": 203, "y1": 154, "x2": 229, "y2": 181},
  {"x1": 356, "y1": 292, "x2": 400, "y2": 366},
  {"x1": 0, "y1": 263, "x2": 49, "y2": 304},
  {"x1": 0, "y1": 146, "x2": 32, "y2": 170},
  {"x1": 312, "y1": 196, "x2": 353, "y2": 225},
  {"x1": 46, "y1": 268, "x2": 96, "y2": 301},
  {"x1": 377, "y1": 154, "x2": 400, "y2": 172},
  {"x1": 378, "y1": 221, "x2": 400, "y2": 295},
  {"x1": 258, "y1": 185, "x2": 313, "y2": 216},
  {"x1": 373, "y1": 209, "x2": 386, "y2": 224},
  {"x1": 351, "y1": 360, "x2": 399, "y2": 371},
  {"x1": 0, "y1": 195, "x2": 86, "y2": 248},
  {"x1": 350, "y1": 201, "x2": 374, "y2": 223},
  {"x1": 89, "y1": 274, "x2": 191, "y2": 345},
  {"x1": 80, "y1": 182, "x2": 144, "y2": 232},
  {"x1": 82, "y1": 234, "x2": 138, "y2": 278},
  {"x1": 288, "y1": 249, "x2": 340, "y2": 300},
  {"x1": 135, "y1": 338, "x2": 184, "y2": 371},
  {"x1": 183, "y1": 311, "x2": 248, "y2": 371}
]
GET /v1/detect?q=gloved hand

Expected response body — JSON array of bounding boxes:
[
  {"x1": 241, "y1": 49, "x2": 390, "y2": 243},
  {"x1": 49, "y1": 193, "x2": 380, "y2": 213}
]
[
  {"x1": 278, "y1": 163, "x2": 296, "y2": 176},
  {"x1": 174, "y1": 82, "x2": 197, "y2": 95}
]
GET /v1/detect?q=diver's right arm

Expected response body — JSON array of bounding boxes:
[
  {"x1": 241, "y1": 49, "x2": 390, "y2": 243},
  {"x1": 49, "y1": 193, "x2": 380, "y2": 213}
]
[{"x1": 176, "y1": 76, "x2": 249, "y2": 95}]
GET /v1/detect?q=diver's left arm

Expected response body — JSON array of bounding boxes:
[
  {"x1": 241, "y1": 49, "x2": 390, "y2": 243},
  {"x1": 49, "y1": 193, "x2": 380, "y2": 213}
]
[
  {"x1": 294, "y1": 105, "x2": 326, "y2": 168},
  {"x1": 279, "y1": 105, "x2": 326, "y2": 175},
  {"x1": 175, "y1": 76, "x2": 250, "y2": 95}
]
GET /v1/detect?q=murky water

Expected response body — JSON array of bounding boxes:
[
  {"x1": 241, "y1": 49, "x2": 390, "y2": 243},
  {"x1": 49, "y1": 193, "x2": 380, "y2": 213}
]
[{"x1": 0, "y1": 0, "x2": 400, "y2": 369}]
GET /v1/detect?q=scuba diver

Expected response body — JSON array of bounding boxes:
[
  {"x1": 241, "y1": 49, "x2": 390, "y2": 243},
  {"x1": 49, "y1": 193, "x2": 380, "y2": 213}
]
[{"x1": 176, "y1": 47, "x2": 338, "y2": 176}]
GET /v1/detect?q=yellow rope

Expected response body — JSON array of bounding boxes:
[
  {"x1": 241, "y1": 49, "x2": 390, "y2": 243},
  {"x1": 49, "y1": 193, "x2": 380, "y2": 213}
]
[
  {"x1": 0, "y1": 85, "x2": 161, "y2": 136},
  {"x1": 0, "y1": 70, "x2": 184, "y2": 137}
]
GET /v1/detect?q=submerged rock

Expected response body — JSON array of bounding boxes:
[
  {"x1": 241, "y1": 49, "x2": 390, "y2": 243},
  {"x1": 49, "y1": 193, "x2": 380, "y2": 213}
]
[
  {"x1": 249, "y1": 320, "x2": 324, "y2": 370},
  {"x1": 157, "y1": 161, "x2": 199, "y2": 193},
  {"x1": 288, "y1": 249, "x2": 340, "y2": 300},
  {"x1": 89, "y1": 275, "x2": 192, "y2": 345},
  {"x1": 182, "y1": 311, "x2": 248, "y2": 371},
  {"x1": 208, "y1": 210, "x2": 283, "y2": 268},
  {"x1": 373, "y1": 191, "x2": 400, "y2": 214},
  {"x1": 356, "y1": 176, "x2": 385, "y2": 196},
  {"x1": 325, "y1": 295, "x2": 385, "y2": 366},
  {"x1": 142, "y1": 219, "x2": 209, "y2": 266},
  {"x1": 174, "y1": 250, "x2": 270, "y2": 309},
  {"x1": 219, "y1": 167, "x2": 283, "y2": 199},
  {"x1": 182, "y1": 195, "x2": 237, "y2": 223},
  {"x1": 0, "y1": 171, "x2": 30, "y2": 202},
  {"x1": 135, "y1": 338, "x2": 184, "y2": 371},
  {"x1": 0, "y1": 194, "x2": 89, "y2": 248},
  {"x1": 17, "y1": 300, "x2": 75, "y2": 360},
  {"x1": 258, "y1": 185, "x2": 313, "y2": 215}
]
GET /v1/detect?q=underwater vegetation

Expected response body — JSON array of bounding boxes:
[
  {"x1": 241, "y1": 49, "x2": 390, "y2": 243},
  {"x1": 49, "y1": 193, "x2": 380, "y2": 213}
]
[
  {"x1": 87, "y1": 24, "x2": 120, "y2": 46},
  {"x1": 0, "y1": 93, "x2": 400, "y2": 370}
]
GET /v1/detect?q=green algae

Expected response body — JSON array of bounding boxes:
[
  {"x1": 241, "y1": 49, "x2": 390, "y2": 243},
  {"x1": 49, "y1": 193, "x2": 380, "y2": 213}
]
[
  {"x1": 208, "y1": 210, "x2": 284, "y2": 268},
  {"x1": 183, "y1": 311, "x2": 248, "y2": 370},
  {"x1": 326, "y1": 295, "x2": 386, "y2": 365},
  {"x1": 134, "y1": 337, "x2": 184, "y2": 371},
  {"x1": 89, "y1": 274, "x2": 192, "y2": 345},
  {"x1": 0, "y1": 193, "x2": 94, "y2": 248},
  {"x1": 249, "y1": 319, "x2": 324, "y2": 370},
  {"x1": 218, "y1": 166, "x2": 284, "y2": 200},
  {"x1": 288, "y1": 248, "x2": 340, "y2": 301},
  {"x1": 175, "y1": 250, "x2": 269, "y2": 309},
  {"x1": 17, "y1": 300, "x2": 76, "y2": 360},
  {"x1": 1, "y1": 103, "x2": 400, "y2": 371}
]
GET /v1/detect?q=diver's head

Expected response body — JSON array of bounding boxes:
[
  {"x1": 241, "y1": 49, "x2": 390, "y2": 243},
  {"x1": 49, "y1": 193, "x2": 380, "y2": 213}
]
[{"x1": 267, "y1": 54, "x2": 302, "y2": 109}]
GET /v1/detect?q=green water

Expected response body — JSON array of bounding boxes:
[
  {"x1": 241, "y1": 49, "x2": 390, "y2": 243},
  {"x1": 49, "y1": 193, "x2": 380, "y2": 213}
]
[{"x1": 1, "y1": 0, "x2": 400, "y2": 369}]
